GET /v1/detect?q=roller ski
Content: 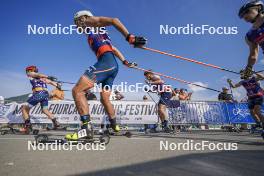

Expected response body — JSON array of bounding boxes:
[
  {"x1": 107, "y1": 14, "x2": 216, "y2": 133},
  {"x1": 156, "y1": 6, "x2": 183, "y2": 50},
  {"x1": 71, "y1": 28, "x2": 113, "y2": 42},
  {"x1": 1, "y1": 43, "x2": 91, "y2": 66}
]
[
  {"x1": 161, "y1": 120, "x2": 173, "y2": 134},
  {"x1": 46, "y1": 126, "x2": 67, "y2": 131},
  {"x1": 221, "y1": 125, "x2": 241, "y2": 133},
  {"x1": 1, "y1": 124, "x2": 39, "y2": 135},
  {"x1": 249, "y1": 123, "x2": 263, "y2": 134},
  {"x1": 36, "y1": 121, "x2": 110, "y2": 145},
  {"x1": 45, "y1": 118, "x2": 65, "y2": 131},
  {"x1": 103, "y1": 124, "x2": 132, "y2": 138}
]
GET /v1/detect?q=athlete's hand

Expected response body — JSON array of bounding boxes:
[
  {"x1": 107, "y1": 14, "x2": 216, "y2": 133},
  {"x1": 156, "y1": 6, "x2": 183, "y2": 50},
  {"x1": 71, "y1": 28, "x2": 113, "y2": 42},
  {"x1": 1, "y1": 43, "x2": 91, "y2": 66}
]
[
  {"x1": 56, "y1": 83, "x2": 62, "y2": 90},
  {"x1": 145, "y1": 80, "x2": 151, "y2": 85},
  {"x1": 126, "y1": 34, "x2": 147, "y2": 48},
  {"x1": 123, "y1": 60, "x2": 137, "y2": 68},
  {"x1": 47, "y1": 76, "x2": 57, "y2": 82},
  {"x1": 227, "y1": 79, "x2": 232, "y2": 83}
]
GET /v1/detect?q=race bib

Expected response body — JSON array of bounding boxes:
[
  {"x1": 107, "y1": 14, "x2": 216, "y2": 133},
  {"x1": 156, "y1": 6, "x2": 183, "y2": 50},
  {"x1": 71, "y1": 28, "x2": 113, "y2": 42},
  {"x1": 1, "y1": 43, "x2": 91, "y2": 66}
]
[{"x1": 77, "y1": 129, "x2": 87, "y2": 138}]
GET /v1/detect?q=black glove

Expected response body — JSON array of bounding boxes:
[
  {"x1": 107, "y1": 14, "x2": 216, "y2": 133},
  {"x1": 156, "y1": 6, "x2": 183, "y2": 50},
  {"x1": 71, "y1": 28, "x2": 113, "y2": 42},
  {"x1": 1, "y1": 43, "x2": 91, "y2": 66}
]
[
  {"x1": 47, "y1": 76, "x2": 57, "y2": 81},
  {"x1": 126, "y1": 34, "x2": 147, "y2": 48},
  {"x1": 56, "y1": 83, "x2": 62, "y2": 90},
  {"x1": 227, "y1": 79, "x2": 232, "y2": 83},
  {"x1": 123, "y1": 60, "x2": 137, "y2": 68}
]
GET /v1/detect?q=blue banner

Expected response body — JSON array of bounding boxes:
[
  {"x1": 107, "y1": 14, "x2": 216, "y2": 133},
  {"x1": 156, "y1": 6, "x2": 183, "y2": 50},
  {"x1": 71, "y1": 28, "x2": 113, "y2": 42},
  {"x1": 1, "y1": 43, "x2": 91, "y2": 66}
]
[{"x1": 168, "y1": 101, "x2": 264, "y2": 124}]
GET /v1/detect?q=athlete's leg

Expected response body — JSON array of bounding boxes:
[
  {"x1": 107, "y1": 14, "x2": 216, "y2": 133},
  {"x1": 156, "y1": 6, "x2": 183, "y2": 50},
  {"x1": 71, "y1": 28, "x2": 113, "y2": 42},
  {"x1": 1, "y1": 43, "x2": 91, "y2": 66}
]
[
  {"x1": 22, "y1": 105, "x2": 30, "y2": 121},
  {"x1": 158, "y1": 103, "x2": 169, "y2": 130},
  {"x1": 42, "y1": 108, "x2": 53, "y2": 119},
  {"x1": 250, "y1": 109, "x2": 261, "y2": 123},
  {"x1": 158, "y1": 103, "x2": 167, "y2": 122},
  {"x1": 21, "y1": 104, "x2": 32, "y2": 132},
  {"x1": 21, "y1": 94, "x2": 39, "y2": 130},
  {"x1": 254, "y1": 105, "x2": 264, "y2": 124},
  {"x1": 100, "y1": 89, "x2": 120, "y2": 132},
  {"x1": 100, "y1": 89, "x2": 115, "y2": 118},
  {"x1": 248, "y1": 98, "x2": 262, "y2": 129},
  {"x1": 72, "y1": 76, "x2": 94, "y2": 116},
  {"x1": 42, "y1": 107, "x2": 60, "y2": 128},
  {"x1": 66, "y1": 76, "x2": 95, "y2": 140}
]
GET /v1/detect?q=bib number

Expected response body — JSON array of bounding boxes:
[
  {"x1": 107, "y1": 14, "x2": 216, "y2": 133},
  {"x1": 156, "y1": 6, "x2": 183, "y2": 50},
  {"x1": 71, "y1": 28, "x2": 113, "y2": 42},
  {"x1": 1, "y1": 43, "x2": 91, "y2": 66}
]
[{"x1": 77, "y1": 129, "x2": 87, "y2": 138}]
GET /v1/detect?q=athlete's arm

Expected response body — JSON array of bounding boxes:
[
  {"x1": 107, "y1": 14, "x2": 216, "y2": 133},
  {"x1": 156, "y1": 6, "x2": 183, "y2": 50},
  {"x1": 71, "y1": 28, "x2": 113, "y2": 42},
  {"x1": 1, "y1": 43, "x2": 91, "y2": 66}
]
[
  {"x1": 27, "y1": 72, "x2": 57, "y2": 82},
  {"x1": 112, "y1": 46, "x2": 126, "y2": 62},
  {"x1": 86, "y1": 17, "x2": 129, "y2": 38},
  {"x1": 112, "y1": 46, "x2": 137, "y2": 67},
  {"x1": 246, "y1": 37, "x2": 259, "y2": 68},
  {"x1": 227, "y1": 79, "x2": 241, "y2": 88},
  {"x1": 41, "y1": 78, "x2": 58, "y2": 87},
  {"x1": 26, "y1": 72, "x2": 48, "y2": 79},
  {"x1": 85, "y1": 16, "x2": 146, "y2": 47},
  {"x1": 255, "y1": 73, "x2": 264, "y2": 81}
]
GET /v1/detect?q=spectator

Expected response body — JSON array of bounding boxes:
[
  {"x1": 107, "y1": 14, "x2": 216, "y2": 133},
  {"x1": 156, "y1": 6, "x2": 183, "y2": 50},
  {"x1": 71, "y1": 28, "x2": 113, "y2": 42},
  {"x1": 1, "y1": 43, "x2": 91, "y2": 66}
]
[
  {"x1": 179, "y1": 89, "x2": 192, "y2": 100},
  {"x1": 85, "y1": 90, "x2": 97, "y2": 100},
  {"x1": 143, "y1": 95, "x2": 148, "y2": 101},
  {"x1": 172, "y1": 88, "x2": 180, "y2": 100},
  {"x1": 0, "y1": 96, "x2": 4, "y2": 105},
  {"x1": 241, "y1": 96, "x2": 248, "y2": 103},
  {"x1": 218, "y1": 87, "x2": 233, "y2": 102},
  {"x1": 114, "y1": 90, "x2": 124, "y2": 100},
  {"x1": 50, "y1": 83, "x2": 64, "y2": 100}
]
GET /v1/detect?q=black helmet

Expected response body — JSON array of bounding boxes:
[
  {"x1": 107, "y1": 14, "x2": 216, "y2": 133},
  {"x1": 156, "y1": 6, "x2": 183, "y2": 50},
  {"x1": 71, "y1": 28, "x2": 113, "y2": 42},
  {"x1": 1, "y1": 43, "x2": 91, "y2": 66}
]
[
  {"x1": 239, "y1": 0, "x2": 264, "y2": 18},
  {"x1": 144, "y1": 69, "x2": 153, "y2": 76},
  {"x1": 240, "y1": 69, "x2": 253, "y2": 79}
]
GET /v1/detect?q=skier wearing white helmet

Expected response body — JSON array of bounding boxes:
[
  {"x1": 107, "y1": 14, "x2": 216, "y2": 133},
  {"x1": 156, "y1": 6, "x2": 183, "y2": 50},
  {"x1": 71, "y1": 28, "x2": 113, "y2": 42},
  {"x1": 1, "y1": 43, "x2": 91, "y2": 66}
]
[
  {"x1": 66, "y1": 10, "x2": 147, "y2": 140},
  {"x1": 239, "y1": 0, "x2": 264, "y2": 76}
]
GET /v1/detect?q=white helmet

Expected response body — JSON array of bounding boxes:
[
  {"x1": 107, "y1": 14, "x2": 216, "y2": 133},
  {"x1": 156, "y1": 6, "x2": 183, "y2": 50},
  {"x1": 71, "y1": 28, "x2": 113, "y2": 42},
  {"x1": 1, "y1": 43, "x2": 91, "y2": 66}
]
[{"x1": 74, "y1": 10, "x2": 93, "y2": 19}]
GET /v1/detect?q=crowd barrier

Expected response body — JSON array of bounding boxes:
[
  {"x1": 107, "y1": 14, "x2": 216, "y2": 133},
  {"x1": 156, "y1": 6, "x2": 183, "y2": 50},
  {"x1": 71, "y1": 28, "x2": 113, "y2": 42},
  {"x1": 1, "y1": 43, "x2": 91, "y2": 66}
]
[{"x1": 0, "y1": 100, "x2": 263, "y2": 124}]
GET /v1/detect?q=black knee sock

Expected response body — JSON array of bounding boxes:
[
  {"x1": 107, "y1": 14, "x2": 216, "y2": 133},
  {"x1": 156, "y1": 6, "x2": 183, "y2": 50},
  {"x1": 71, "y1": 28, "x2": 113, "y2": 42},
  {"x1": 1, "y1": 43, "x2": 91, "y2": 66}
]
[
  {"x1": 80, "y1": 115, "x2": 91, "y2": 129},
  {"x1": 25, "y1": 119, "x2": 31, "y2": 125},
  {"x1": 109, "y1": 118, "x2": 116, "y2": 127}
]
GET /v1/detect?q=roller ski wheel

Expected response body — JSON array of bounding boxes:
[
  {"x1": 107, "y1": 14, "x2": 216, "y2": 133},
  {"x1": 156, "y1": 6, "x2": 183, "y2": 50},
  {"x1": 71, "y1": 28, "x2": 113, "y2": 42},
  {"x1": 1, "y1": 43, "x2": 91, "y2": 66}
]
[
  {"x1": 162, "y1": 127, "x2": 173, "y2": 134},
  {"x1": 32, "y1": 129, "x2": 39, "y2": 135},
  {"x1": 46, "y1": 126, "x2": 67, "y2": 131},
  {"x1": 35, "y1": 134, "x2": 49, "y2": 144},
  {"x1": 35, "y1": 134, "x2": 65, "y2": 144},
  {"x1": 104, "y1": 129, "x2": 132, "y2": 138},
  {"x1": 1, "y1": 130, "x2": 8, "y2": 135},
  {"x1": 99, "y1": 134, "x2": 110, "y2": 145}
]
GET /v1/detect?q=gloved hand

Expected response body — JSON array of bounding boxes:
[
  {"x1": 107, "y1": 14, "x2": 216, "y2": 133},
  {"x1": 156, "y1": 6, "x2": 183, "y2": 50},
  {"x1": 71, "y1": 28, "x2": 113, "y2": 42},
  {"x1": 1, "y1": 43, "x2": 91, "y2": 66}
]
[
  {"x1": 145, "y1": 79, "x2": 151, "y2": 85},
  {"x1": 47, "y1": 76, "x2": 57, "y2": 82},
  {"x1": 56, "y1": 83, "x2": 62, "y2": 90},
  {"x1": 126, "y1": 34, "x2": 147, "y2": 48},
  {"x1": 123, "y1": 60, "x2": 138, "y2": 68},
  {"x1": 227, "y1": 79, "x2": 232, "y2": 83}
]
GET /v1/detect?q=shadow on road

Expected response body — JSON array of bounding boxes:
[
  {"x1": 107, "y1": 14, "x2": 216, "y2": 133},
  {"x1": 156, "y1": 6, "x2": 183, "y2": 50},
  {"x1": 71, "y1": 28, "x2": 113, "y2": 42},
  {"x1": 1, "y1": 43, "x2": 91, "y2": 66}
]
[{"x1": 73, "y1": 150, "x2": 264, "y2": 176}]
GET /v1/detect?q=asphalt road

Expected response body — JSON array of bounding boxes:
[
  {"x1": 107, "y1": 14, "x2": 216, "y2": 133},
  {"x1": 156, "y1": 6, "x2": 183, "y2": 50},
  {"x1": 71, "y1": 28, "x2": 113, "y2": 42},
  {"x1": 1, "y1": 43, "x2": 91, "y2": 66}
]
[{"x1": 0, "y1": 130, "x2": 263, "y2": 176}]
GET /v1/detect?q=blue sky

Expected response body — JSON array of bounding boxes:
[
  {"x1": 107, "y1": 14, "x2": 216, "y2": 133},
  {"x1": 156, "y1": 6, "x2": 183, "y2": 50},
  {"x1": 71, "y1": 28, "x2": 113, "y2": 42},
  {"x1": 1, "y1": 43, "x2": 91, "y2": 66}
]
[{"x1": 0, "y1": 0, "x2": 263, "y2": 101}]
